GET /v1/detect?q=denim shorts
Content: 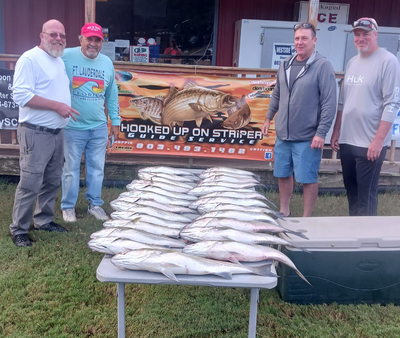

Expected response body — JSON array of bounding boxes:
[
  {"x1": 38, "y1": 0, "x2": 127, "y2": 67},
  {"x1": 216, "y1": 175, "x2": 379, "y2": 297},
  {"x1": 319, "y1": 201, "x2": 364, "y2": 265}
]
[{"x1": 273, "y1": 138, "x2": 322, "y2": 184}]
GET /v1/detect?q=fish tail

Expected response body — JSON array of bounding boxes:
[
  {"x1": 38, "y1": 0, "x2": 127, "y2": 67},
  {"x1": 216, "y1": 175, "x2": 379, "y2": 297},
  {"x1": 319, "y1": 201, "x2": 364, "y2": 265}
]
[{"x1": 296, "y1": 270, "x2": 312, "y2": 286}]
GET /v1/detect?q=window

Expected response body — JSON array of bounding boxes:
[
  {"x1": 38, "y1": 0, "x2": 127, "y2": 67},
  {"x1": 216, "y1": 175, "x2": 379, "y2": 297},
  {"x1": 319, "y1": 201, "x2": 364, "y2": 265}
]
[{"x1": 97, "y1": 0, "x2": 216, "y2": 65}]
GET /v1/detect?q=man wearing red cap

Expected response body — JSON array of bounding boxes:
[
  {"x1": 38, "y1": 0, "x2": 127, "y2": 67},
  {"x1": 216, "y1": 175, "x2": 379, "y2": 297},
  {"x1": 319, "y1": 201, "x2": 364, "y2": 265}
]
[
  {"x1": 331, "y1": 18, "x2": 400, "y2": 216},
  {"x1": 61, "y1": 22, "x2": 120, "y2": 222}
]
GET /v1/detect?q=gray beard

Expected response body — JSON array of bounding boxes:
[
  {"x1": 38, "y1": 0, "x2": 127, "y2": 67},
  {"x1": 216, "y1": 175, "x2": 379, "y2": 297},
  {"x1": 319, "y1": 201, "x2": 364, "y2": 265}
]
[{"x1": 44, "y1": 41, "x2": 65, "y2": 58}]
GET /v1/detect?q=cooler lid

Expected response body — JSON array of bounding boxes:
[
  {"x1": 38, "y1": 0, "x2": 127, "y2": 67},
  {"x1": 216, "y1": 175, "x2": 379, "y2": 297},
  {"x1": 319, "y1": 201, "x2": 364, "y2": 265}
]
[{"x1": 278, "y1": 216, "x2": 400, "y2": 249}]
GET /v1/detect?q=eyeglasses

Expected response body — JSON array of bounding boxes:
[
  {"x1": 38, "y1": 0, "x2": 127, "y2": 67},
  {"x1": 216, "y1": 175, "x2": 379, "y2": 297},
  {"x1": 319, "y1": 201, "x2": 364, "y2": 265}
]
[
  {"x1": 352, "y1": 20, "x2": 377, "y2": 31},
  {"x1": 294, "y1": 22, "x2": 316, "y2": 35},
  {"x1": 42, "y1": 32, "x2": 67, "y2": 40}
]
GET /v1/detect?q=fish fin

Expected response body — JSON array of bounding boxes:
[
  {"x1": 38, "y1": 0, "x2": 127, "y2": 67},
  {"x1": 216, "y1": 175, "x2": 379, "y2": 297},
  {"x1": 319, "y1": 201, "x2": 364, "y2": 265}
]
[
  {"x1": 194, "y1": 117, "x2": 203, "y2": 128},
  {"x1": 249, "y1": 264, "x2": 278, "y2": 278},
  {"x1": 184, "y1": 82, "x2": 197, "y2": 89},
  {"x1": 150, "y1": 117, "x2": 162, "y2": 125},
  {"x1": 206, "y1": 115, "x2": 213, "y2": 123},
  {"x1": 155, "y1": 95, "x2": 165, "y2": 101},
  {"x1": 188, "y1": 103, "x2": 203, "y2": 113},
  {"x1": 163, "y1": 86, "x2": 179, "y2": 106},
  {"x1": 213, "y1": 272, "x2": 232, "y2": 279},
  {"x1": 158, "y1": 267, "x2": 179, "y2": 282},
  {"x1": 140, "y1": 111, "x2": 148, "y2": 119},
  {"x1": 286, "y1": 230, "x2": 309, "y2": 240},
  {"x1": 226, "y1": 254, "x2": 241, "y2": 265}
]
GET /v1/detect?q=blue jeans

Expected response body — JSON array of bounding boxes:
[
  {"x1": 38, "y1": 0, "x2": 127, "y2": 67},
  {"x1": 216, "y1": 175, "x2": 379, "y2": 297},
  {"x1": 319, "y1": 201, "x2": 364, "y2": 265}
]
[{"x1": 61, "y1": 123, "x2": 108, "y2": 210}]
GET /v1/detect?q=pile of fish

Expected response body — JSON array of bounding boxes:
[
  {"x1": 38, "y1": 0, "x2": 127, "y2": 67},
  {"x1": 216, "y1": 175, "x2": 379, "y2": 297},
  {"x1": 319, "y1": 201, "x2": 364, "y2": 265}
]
[{"x1": 88, "y1": 166, "x2": 311, "y2": 285}]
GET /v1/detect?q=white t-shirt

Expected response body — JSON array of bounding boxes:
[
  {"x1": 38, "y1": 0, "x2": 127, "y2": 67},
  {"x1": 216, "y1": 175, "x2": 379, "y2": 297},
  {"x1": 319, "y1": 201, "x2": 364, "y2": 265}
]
[
  {"x1": 338, "y1": 48, "x2": 400, "y2": 148},
  {"x1": 12, "y1": 46, "x2": 71, "y2": 129}
]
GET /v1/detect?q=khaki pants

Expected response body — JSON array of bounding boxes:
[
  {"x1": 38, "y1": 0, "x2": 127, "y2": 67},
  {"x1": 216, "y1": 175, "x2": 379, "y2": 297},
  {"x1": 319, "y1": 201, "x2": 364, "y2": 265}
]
[{"x1": 9, "y1": 125, "x2": 64, "y2": 236}]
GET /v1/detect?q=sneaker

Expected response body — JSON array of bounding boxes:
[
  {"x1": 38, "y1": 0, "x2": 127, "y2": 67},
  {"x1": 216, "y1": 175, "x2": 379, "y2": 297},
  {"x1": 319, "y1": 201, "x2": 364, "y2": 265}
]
[
  {"x1": 34, "y1": 222, "x2": 68, "y2": 232},
  {"x1": 88, "y1": 204, "x2": 110, "y2": 221},
  {"x1": 63, "y1": 208, "x2": 77, "y2": 222},
  {"x1": 12, "y1": 234, "x2": 32, "y2": 247}
]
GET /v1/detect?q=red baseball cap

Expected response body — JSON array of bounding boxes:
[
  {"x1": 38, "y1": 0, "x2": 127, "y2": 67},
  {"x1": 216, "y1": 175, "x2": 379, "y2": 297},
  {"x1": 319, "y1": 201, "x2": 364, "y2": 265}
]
[{"x1": 81, "y1": 23, "x2": 104, "y2": 40}]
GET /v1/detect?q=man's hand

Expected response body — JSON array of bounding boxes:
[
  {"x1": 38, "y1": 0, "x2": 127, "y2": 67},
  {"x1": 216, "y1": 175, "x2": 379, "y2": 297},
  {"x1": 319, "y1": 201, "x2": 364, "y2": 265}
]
[
  {"x1": 330, "y1": 129, "x2": 340, "y2": 152},
  {"x1": 55, "y1": 102, "x2": 80, "y2": 121},
  {"x1": 311, "y1": 135, "x2": 325, "y2": 149},
  {"x1": 261, "y1": 119, "x2": 271, "y2": 137},
  {"x1": 109, "y1": 125, "x2": 120, "y2": 139},
  {"x1": 367, "y1": 138, "x2": 384, "y2": 161}
]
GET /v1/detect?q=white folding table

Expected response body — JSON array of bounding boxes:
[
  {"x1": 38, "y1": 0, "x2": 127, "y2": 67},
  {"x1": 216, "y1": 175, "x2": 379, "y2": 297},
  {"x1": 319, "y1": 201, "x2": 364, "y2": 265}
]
[{"x1": 96, "y1": 255, "x2": 277, "y2": 338}]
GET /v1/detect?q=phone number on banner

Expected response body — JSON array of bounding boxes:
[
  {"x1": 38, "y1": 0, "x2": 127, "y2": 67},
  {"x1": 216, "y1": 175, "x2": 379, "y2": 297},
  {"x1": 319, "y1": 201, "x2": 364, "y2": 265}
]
[{"x1": 112, "y1": 142, "x2": 247, "y2": 155}]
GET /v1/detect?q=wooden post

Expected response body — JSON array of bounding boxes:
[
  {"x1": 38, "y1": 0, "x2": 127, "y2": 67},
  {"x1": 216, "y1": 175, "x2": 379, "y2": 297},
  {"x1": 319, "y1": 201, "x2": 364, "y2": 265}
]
[
  {"x1": 308, "y1": 0, "x2": 319, "y2": 28},
  {"x1": 389, "y1": 140, "x2": 396, "y2": 163},
  {"x1": 85, "y1": 0, "x2": 96, "y2": 24}
]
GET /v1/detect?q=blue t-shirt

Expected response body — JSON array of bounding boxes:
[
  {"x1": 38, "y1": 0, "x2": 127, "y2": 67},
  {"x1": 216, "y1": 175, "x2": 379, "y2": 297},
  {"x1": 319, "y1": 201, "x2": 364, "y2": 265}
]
[{"x1": 62, "y1": 47, "x2": 120, "y2": 130}]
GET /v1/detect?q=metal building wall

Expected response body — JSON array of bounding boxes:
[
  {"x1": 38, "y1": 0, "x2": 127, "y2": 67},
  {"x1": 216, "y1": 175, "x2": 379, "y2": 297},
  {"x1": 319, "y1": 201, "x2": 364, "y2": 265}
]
[
  {"x1": 4, "y1": 0, "x2": 85, "y2": 55},
  {"x1": 216, "y1": 0, "x2": 400, "y2": 66}
]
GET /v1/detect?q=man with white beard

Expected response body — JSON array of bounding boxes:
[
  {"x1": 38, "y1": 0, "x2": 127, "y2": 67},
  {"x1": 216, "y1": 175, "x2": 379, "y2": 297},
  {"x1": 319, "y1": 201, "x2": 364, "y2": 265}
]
[{"x1": 10, "y1": 19, "x2": 80, "y2": 247}]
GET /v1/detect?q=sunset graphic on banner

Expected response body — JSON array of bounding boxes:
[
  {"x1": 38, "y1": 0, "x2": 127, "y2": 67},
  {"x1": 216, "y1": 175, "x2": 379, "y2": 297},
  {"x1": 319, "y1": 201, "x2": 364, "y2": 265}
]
[{"x1": 110, "y1": 70, "x2": 276, "y2": 161}]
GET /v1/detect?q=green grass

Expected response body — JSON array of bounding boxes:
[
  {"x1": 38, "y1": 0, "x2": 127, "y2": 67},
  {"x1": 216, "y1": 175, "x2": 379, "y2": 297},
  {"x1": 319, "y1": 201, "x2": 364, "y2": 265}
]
[{"x1": 1, "y1": 181, "x2": 400, "y2": 337}]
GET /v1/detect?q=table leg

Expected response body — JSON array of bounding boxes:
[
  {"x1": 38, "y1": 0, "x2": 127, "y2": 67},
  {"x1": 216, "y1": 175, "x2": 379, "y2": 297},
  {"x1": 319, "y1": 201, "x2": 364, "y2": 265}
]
[
  {"x1": 117, "y1": 283, "x2": 125, "y2": 338},
  {"x1": 248, "y1": 288, "x2": 259, "y2": 338}
]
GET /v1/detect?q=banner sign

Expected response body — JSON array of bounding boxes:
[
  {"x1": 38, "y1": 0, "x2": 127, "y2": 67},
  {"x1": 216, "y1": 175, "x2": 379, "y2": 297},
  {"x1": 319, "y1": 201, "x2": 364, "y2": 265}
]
[
  {"x1": 112, "y1": 70, "x2": 276, "y2": 161},
  {"x1": 393, "y1": 109, "x2": 400, "y2": 142},
  {"x1": 0, "y1": 68, "x2": 19, "y2": 130}
]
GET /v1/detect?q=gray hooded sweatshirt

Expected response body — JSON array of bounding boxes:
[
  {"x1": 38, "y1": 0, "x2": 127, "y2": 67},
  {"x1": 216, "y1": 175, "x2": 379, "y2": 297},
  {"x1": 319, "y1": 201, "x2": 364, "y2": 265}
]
[{"x1": 266, "y1": 51, "x2": 337, "y2": 141}]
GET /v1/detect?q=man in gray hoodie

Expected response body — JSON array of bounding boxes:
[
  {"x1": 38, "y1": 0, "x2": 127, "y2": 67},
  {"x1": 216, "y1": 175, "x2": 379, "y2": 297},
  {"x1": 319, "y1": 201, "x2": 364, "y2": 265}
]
[{"x1": 261, "y1": 22, "x2": 337, "y2": 217}]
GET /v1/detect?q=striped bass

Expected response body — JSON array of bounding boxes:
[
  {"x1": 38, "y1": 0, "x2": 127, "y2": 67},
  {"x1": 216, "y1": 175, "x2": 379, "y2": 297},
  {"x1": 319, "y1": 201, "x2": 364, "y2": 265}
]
[
  {"x1": 190, "y1": 196, "x2": 270, "y2": 209},
  {"x1": 110, "y1": 211, "x2": 188, "y2": 229},
  {"x1": 201, "y1": 167, "x2": 258, "y2": 177},
  {"x1": 199, "y1": 171, "x2": 261, "y2": 181},
  {"x1": 182, "y1": 218, "x2": 308, "y2": 239},
  {"x1": 138, "y1": 172, "x2": 198, "y2": 183},
  {"x1": 182, "y1": 241, "x2": 310, "y2": 285},
  {"x1": 118, "y1": 197, "x2": 197, "y2": 214},
  {"x1": 101, "y1": 219, "x2": 181, "y2": 238},
  {"x1": 110, "y1": 202, "x2": 193, "y2": 223},
  {"x1": 111, "y1": 249, "x2": 276, "y2": 282},
  {"x1": 197, "y1": 181, "x2": 261, "y2": 189},
  {"x1": 137, "y1": 174, "x2": 196, "y2": 189},
  {"x1": 188, "y1": 186, "x2": 255, "y2": 196},
  {"x1": 201, "y1": 175, "x2": 259, "y2": 184},
  {"x1": 127, "y1": 180, "x2": 191, "y2": 194},
  {"x1": 119, "y1": 191, "x2": 192, "y2": 207},
  {"x1": 138, "y1": 166, "x2": 196, "y2": 177},
  {"x1": 199, "y1": 191, "x2": 268, "y2": 201},
  {"x1": 161, "y1": 83, "x2": 237, "y2": 128},
  {"x1": 134, "y1": 185, "x2": 197, "y2": 200},
  {"x1": 179, "y1": 227, "x2": 292, "y2": 246},
  {"x1": 130, "y1": 97, "x2": 163, "y2": 124},
  {"x1": 196, "y1": 203, "x2": 284, "y2": 220},
  {"x1": 197, "y1": 210, "x2": 279, "y2": 224},
  {"x1": 91, "y1": 228, "x2": 186, "y2": 248},
  {"x1": 88, "y1": 236, "x2": 172, "y2": 255}
]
